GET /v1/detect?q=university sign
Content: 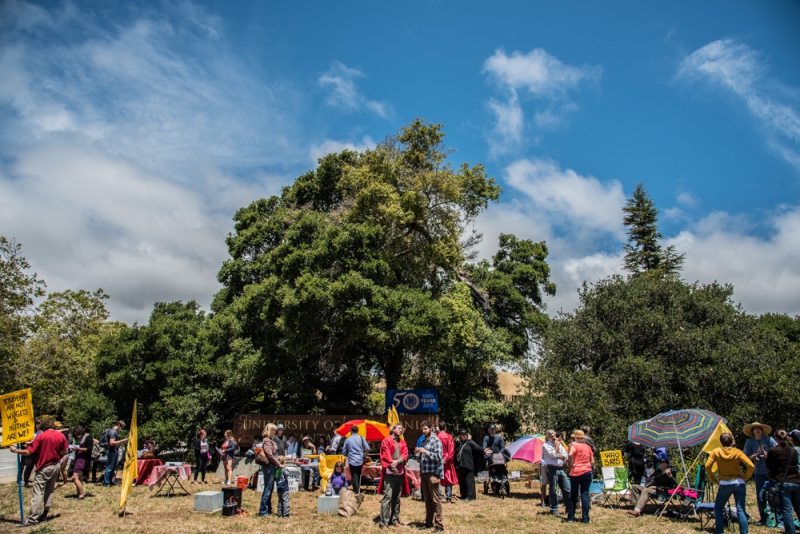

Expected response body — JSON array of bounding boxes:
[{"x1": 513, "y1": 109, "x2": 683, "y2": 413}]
[
  {"x1": 232, "y1": 414, "x2": 437, "y2": 449},
  {"x1": 385, "y1": 389, "x2": 438, "y2": 414}
]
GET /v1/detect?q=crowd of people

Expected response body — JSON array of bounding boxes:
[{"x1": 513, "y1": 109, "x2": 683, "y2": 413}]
[{"x1": 8, "y1": 416, "x2": 800, "y2": 532}]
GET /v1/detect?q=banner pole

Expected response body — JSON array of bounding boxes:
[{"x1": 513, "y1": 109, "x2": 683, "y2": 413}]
[{"x1": 17, "y1": 452, "x2": 25, "y2": 522}]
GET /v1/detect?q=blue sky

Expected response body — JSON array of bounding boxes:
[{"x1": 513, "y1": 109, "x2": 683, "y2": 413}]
[{"x1": 1, "y1": 0, "x2": 799, "y2": 322}]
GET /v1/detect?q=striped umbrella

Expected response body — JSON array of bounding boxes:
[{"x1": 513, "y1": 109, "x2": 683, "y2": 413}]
[
  {"x1": 505, "y1": 434, "x2": 546, "y2": 463},
  {"x1": 628, "y1": 409, "x2": 726, "y2": 448},
  {"x1": 628, "y1": 409, "x2": 727, "y2": 476},
  {"x1": 335, "y1": 420, "x2": 391, "y2": 441}
]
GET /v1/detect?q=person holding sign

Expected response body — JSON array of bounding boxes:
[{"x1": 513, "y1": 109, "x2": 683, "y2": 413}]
[{"x1": 9, "y1": 419, "x2": 68, "y2": 526}]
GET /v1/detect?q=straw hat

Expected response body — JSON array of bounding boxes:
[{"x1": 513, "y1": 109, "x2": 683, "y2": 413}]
[
  {"x1": 571, "y1": 430, "x2": 586, "y2": 439},
  {"x1": 743, "y1": 422, "x2": 773, "y2": 437}
]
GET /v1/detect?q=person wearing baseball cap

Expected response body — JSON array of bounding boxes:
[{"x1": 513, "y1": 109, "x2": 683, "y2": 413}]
[
  {"x1": 274, "y1": 424, "x2": 288, "y2": 456},
  {"x1": 743, "y1": 422, "x2": 777, "y2": 526}
]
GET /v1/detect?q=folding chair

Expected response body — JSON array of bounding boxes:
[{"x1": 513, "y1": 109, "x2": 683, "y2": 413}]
[{"x1": 601, "y1": 466, "x2": 629, "y2": 508}]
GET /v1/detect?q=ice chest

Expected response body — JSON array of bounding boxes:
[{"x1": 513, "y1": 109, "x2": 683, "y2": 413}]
[
  {"x1": 317, "y1": 495, "x2": 340, "y2": 514},
  {"x1": 285, "y1": 467, "x2": 301, "y2": 493},
  {"x1": 194, "y1": 491, "x2": 223, "y2": 513}
]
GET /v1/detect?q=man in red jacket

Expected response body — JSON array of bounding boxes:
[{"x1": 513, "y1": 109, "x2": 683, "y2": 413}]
[
  {"x1": 10, "y1": 419, "x2": 68, "y2": 526},
  {"x1": 378, "y1": 423, "x2": 408, "y2": 530},
  {"x1": 437, "y1": 421, "x2": 457, "y2": 503}
]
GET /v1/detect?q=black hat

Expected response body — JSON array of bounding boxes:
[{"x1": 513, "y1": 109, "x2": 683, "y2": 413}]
[
  {"x1": 459, "y1": 428, "x2": 468, "y2": 435},
  {"x1": 488, "y1": 423, "x2": 497, "y2": 430}
]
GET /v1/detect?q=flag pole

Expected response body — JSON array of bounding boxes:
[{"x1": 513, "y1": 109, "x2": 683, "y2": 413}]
[{"x1": 17, "y1": 452, "x2": 25, "y2": 522}]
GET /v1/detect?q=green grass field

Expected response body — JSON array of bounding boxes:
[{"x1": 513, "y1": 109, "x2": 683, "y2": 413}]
[{"x1": 0, "y1": 463, "x2": 768, "y2": 534}]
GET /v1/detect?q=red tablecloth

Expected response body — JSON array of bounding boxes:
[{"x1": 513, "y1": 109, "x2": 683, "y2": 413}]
[
  {"x1": 136, "y1": 459, "x2": 163, "y2": 486},
  {"x1": 345, "y1": 465, "x2": 381, "y2": 481},
  {"x1": 146, "y1": 464, "x2": 192, "y2": 490}
]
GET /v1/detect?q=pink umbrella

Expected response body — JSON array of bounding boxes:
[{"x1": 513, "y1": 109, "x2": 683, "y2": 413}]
[{"x1": 505, "y1": 434, "x2": 546, "y2": 463}]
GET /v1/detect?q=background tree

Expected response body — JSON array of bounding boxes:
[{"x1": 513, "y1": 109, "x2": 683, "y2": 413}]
[
  {"x1": 0, "y1": 237, "x2": 46, "y2": 394},
  {"x1": 622, "y1": 184, "x2": 684, "y2": 278},
  {"x1": 212, "y1": 119, "x2": 554, "y2": 426},
  {"x1": 95, "y1": 301, "x2": 226, "y2": 445},
  {"x1": 519, "y1": 274, "x2": 800, "y2": 450},
  {"x1": 17, "y1": 289, "x2": 119, "y2": 416}
]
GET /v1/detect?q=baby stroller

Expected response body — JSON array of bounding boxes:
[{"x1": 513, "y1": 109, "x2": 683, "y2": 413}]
[{"x1": 483, "y1": 451, "x2": 511, "y2": 498}]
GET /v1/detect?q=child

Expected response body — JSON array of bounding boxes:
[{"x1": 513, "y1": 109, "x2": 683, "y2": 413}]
[
  {"x1": 276, "y1": 456, "x2": 290, "y2": 518},
  {"x1": 329, "y1": 461, "x2": 348, "y2": 495}
]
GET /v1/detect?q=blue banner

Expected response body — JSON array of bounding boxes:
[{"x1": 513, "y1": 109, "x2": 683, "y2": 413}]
[{"x1": 386, "y1": 389, "x2": 438, "y2": 414}]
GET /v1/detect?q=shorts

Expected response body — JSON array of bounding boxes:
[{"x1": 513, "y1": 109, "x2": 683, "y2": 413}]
[{"x1": 540, "y1": 465, "x2": 548, "y2": 485}]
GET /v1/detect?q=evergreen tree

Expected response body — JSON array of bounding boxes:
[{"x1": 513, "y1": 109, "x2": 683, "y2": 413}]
[{"x1": 622, "y1": 183, "x2": 684, "y2": 278}]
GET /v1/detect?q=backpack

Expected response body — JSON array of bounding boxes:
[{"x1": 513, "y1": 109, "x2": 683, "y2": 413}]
[
  {"x1": 99, "y1": 429, "x2": 111, "y2": 448},
  {"x1": 91, "y1": 438, "x2": 102, "y2": 461}
]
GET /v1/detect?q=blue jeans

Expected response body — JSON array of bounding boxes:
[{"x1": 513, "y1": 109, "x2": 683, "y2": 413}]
[
  {"x1": 780, "y1": 482, "x2": 800, "y2": 534},
  {"x1": 438, "y1": 485, "x2": 453, "y2": 500},
  {"x1": 103, "y1": 448, "x2": 119, "y2": 486},
  {"x1": 547, "y1": 465, "x2": 570, "y2": 514},
  {"x1": 567, "y1": 471, "x2": 592, "y2": 523},
  {"x1": 259, "y1": 465, "x2": 276, "y2": 516},
  {"x1": 715, "y1": 483, "x2": 748, "y2": 534},
  {"x1": 754, "y1": 473, "x2": 768, "y2": 523}
]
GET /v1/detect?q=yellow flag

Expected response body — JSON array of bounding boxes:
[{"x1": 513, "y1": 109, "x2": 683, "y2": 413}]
[
  {"x1": 119, "y1": 401, "x2": 138, "y2": 512},
  {"x1": 387, "y1": 406, "x2": 403, "y2": 439},
  {"x1": 702, "y1": 421, "x2": 731, "y2": 453}
]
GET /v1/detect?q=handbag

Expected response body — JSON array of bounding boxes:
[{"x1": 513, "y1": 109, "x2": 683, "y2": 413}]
[
  {"x1": 767, "y1": 447, "x2": 796, "y2": 512},
  {"x1": 255, "y1": 448, "x2": 270, "y2": 467}
]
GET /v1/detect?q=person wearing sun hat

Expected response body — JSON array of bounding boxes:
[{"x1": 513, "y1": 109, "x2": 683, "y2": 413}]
[
  {"x1": 743, "y1": 422, "x2": 777, "y2": 526},
  {"x1": 566, "y1": 429, "x2": 595, "y2": 524}
]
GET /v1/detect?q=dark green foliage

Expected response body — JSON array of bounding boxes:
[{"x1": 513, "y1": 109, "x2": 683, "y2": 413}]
[
  {"x1": 212, "y1": 119, "x2": 546, "y2": 429},
  {"x1": 95, "y1": 301, "x2": 225, "y2": 445},
  {"x1": 62, "y1": 389, "x2": 116, "y2": 438},
  {"x1": 0, "y1": 237, "x2": 46, "y2": 394},
  {"x1": 520, "y1": 274, "x2": 800, "y2": 451},
  {"x1": 622, "y1": 184, "x2": 684, "y2": 278}
]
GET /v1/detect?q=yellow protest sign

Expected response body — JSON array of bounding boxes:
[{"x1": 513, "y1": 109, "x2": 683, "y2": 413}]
[
  {"x1": 600, "y1": 449, "x2": 624, "y2": 468},
  {"x1": 1, "y1": 388, "x2": 35, "y2": 447}
]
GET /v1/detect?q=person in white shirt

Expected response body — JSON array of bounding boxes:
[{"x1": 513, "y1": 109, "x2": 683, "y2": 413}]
[{"x1": 542, "y1": 430, "x2": 571, "y2": 516}]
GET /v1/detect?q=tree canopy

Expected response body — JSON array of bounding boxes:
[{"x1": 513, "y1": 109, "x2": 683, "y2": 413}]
[
  {"x1": 211, "y1": 119, "x2": 554, "y2": 426},
  {"x1": 0, "y1": 237, "x2": 46, "y2": 394}
]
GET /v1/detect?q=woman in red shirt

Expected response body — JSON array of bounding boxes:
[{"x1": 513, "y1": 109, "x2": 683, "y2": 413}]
[{"x1": 567, "y1": 429, "x2": 595, "y2": 524}]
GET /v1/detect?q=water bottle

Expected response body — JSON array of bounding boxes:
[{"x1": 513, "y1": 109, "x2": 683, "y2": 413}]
[{"x1": 326, "y1": 485, "x2": 333, "y2": 497}]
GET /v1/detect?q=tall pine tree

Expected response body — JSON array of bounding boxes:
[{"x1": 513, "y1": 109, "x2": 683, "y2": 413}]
[{"x1": 622, "y1": 183, "x2": 684, "y2": 278}]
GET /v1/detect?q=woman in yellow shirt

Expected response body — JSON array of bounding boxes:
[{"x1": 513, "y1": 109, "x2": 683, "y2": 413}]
[{"x1": 705, "y1": 432, "x2": 754, "y2": 534}]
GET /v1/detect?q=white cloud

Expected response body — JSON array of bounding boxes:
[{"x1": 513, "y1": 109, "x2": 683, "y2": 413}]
[
  {"x1": 473, "y1": 156, "x2": 800, "y2": 317},
  {"x1": 319, "y1": 61, "x2": 391, "y2": 118},
  {"x1": 309, "y1": 136, "x2": 375, "y2": 165},
  {"x1": 504, "y1": 158, "x2": 626, "y2": 238},
  {"x1": 0, "y1": 1, "x2": 298, "y2": 323},
  {"x1": 473, "y1": 158, "x2": 626, "y2": 313},
  {"x1": 677, "y1": 39, "x2": 800, "y2": 171},
  {"x1": 671, "y1": 207, "x2": 800, "y2": 314},
  {"x1": 486, "y1": 94, "x2": 524, "y2": 151},
  {"x1": 482, "y1": 48, "x2": 601, "y2": 155},
  {"x1": 676, "y1": 191, "x2": 698, "y2": 207}
]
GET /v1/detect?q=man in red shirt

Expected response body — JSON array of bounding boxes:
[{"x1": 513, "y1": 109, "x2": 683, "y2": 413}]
[
  {"x1": 10, "y1": 419, "x2": 68, "y2": 526},
  {"x1": 378, "y1": 423, "x2": 409, "y2": 531}
]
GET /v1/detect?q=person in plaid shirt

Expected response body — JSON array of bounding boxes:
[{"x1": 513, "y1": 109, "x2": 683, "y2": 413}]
[{"x1": 416, "y1": 420, "x2": 444, "y2": 531}]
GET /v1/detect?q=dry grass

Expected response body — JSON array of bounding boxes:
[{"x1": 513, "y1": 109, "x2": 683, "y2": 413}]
[{"x1": 0, "y1": 470, "x2": 767, "y2": 534}]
